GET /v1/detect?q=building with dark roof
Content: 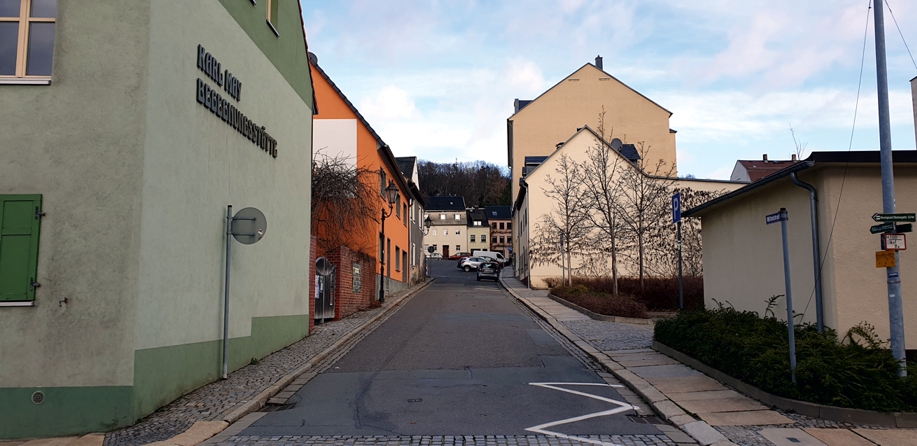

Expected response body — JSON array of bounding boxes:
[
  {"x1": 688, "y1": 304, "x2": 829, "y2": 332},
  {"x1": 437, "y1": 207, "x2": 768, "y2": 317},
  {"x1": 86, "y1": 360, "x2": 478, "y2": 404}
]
[
  {"x1": 424, "y1": 196, "x2": 467, "y2": 258},
  {"x1": 730, "y1": 154, "x2": 801, "y2": 182},
  {"x1": 486, "y1": 206, "x2": 513, "y2": 256}
]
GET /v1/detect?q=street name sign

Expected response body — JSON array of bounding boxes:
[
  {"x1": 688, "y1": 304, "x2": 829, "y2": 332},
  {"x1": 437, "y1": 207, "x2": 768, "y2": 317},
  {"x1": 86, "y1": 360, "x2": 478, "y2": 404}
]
[
  {"x1": 870, "y1": 222, "x2": 895, "y2": 234},
  {"x1": 897, "y1": 223, "x2": 913, "y2": 233},
  {"x1": 882, "y1": 233, "x2": 907, "y2": 251},
  {"x1": 766, "y1": 211, "x2": 786, "y2": 225},
  {"x1": 872, "y1": 213, "x2": 916, "y2": 222},
  {"x1": 876, "y1": 250, "x2": 896, "y2": 268}
]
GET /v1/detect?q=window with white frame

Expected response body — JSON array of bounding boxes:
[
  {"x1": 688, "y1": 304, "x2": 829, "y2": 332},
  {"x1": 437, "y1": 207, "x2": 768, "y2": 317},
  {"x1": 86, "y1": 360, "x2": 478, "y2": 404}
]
[
  {"x1": 470, "y1": 235, "x2": 476, "y2": 242},
  {"x1": 443, "y1": 229, "x2": 448, "y2": 236},
  {"x1": 454, "y1": 214, "x2": 461, "y2": 220},
  {"x1": 440, "y1": 214, "x2": 445, "y2": 220},
  {"x1": 0, "y1": 0, "x2": 56, "y2": 82}
]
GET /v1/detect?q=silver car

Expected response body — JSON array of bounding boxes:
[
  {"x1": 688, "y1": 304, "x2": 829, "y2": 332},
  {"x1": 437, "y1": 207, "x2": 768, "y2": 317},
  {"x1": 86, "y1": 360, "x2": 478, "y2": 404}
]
[
  {"x1": 476, "y1": 262, "x2": 500, "y2": 281},
  {"x1": 458, "y1": 257, "x2": 487, "y2": 272}
]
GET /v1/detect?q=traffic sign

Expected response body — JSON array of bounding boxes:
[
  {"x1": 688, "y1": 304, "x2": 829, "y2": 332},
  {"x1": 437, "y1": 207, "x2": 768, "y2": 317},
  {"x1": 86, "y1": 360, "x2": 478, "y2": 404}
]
[
  {"x1": 672, "y1": 193, "x2": 681, "y2": 224},
  {"x1": 876, "y1": 250, "x2": 896, "y2": 268},
  {"x1": 872, "y1": 213, "x2": 916, "y2": 222},
  {"x1": 870, "y1": 222, "x2": 895, "y2": 234},
  {"x1": 882, "y1": 233, "x2": 907, "y2": 251}
]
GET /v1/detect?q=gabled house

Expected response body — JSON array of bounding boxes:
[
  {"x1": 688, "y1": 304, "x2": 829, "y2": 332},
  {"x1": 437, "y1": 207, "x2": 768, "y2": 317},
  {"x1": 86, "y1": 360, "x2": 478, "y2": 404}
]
[
  {"x1": 730, "y1": 154, "x2": 801, "y2": 182},
  {"x1": 485, "y1": 206, "x2": 513, "y2": 257},
  {"x1": 396, "y1": 156, "x2": 427, "y2": 283},
  {"x1": 514, "y1": 126, "x2": 741, "y2": 288},
  {"x1": 507, "y1": 56, "x2": 678, "y2": 202},
  {"x1": 684, "y1": 151, "x2": 917, "y2": 350},
  {"x1": 424, "y1": 196, "x2": 467, "y2": 259},
  {"x1": 310, "y1": 53, "x2": 414, "y2": 298}
]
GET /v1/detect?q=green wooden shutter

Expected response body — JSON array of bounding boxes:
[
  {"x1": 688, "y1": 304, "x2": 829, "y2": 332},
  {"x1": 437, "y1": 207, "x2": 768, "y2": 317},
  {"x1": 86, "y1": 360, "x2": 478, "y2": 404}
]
[{"x1": 0, "y1": 195, "x2": 42, "y2": 302}]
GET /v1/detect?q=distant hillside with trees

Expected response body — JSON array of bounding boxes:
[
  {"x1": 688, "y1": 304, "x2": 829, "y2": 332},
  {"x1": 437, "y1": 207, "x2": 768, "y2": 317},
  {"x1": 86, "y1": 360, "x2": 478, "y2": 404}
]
[{"x1": 418, "y1": 160, "x2": 511, "y2": 207}]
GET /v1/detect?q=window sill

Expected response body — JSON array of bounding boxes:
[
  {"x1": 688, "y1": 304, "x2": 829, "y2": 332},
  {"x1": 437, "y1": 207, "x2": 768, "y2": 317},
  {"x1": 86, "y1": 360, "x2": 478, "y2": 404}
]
[
  {"x1": 0, "y1": 301, "x2": 36, "y2": 307},
  {"x1": 0, "y1": 78, "x2": 52, "y2": 85}
]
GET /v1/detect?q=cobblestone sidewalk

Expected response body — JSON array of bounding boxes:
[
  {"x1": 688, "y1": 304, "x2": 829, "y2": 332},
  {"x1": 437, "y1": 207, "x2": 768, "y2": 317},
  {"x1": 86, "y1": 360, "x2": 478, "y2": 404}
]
[{"x1": 104, "y1": 282, "x2": 429, "y2": 446}]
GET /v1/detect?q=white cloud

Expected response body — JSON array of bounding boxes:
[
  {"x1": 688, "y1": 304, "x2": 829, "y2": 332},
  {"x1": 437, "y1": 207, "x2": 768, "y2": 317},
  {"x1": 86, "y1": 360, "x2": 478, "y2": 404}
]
[{"x1": 357, "y1": 85, "x2": 416, "y2": 121}]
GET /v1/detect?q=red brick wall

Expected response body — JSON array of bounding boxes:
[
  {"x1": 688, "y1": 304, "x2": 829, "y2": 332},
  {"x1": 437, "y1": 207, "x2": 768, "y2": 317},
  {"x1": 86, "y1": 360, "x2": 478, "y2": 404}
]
[
  {"x1": 325, "y1": 246, "x2": 378, "y2": 320},
  {"x1": 309, "y1": 235, "x2": 317, "y2": 333}
]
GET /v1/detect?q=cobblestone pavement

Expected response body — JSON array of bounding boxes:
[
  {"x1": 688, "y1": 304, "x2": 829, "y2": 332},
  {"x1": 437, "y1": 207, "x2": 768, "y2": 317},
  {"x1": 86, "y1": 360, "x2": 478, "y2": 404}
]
[
  {"x1": 220, "y1": 434, "x2": 677, "y2": 446},
  {"x1": 104, "y1": 285, "x2": 424, "y2": 446},
  {"x1": 561, "y1": 320, "x2": 653, "y2": 352}
]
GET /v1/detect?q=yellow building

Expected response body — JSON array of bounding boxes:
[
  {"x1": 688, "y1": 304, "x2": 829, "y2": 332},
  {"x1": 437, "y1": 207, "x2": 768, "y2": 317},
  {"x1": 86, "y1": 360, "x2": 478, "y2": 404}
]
[
  {"x1": 507, "y1": 56, "x2": 678, "y2": 202},
  {"x1": 685, "y1": 151, "x2": 917, "y2": 350},
  {"x1": 467, "y1": 208, "x2": 490, "y2": 253}
]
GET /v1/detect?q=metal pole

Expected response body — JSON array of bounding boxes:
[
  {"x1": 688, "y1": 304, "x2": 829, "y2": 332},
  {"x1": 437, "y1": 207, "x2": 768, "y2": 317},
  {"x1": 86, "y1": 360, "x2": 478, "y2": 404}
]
[
  {"x1": 779, "y1": 208, "x2": 797, "y2": 384},
  {"x1": 874, "y1": 0, "x2": 907, "y2": 376},
  {"x1": 222, "y1": 205, "x2": 232, "y2": 379},
  {"x1": 677, "y1": 221, "x2": 683, "y2": 310},
  {"x1": 379, "y1": 208, "x2": 386, "y2": 303}
]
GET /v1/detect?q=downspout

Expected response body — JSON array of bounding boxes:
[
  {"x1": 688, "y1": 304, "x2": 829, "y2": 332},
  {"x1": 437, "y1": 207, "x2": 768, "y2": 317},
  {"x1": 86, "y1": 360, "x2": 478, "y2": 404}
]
[{"x1": 790, "y1": 172, "x2": 824, "y2": 332}]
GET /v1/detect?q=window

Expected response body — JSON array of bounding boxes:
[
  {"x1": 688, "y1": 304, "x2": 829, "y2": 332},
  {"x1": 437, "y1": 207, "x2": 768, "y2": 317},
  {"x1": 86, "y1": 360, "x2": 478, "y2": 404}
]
[
  {"x1": 403, "y1": 204, "x2": 408, "y2": 225},
  {"x1": 1, "y1": 194, "x2": 43, "y2": 304},
  {"x1": 491, "y1": 223, "x2": 497, "y2": 229},
  {"x1": 481, "y1": 235, "x2": 487, "y2": 243},
  {"x1": 499, "y1": 222, "x2": 505, "y2": 230},
  {"x1": 455, "y1": 229, "x2": 460, "y2": 235},
  {"x1": 411, "y1": 243, "x2": 416, "y2": 266},
  {"x1": 499, "y1": 236, "x2": 505, "y2": 244},
  {"x1": 395, "y1": 247, "x2": 401, "y2": 271},
  {"x1": 455, "y1": 245, "x2": 460, "y2": 252},
  {"x1": 380, "y1": 169, "x2": 387, "y2": 195},
  {"x1": 0, "y1": 0, "x2": 56, "y2": 83},
  {"x1": 432, "y1": 244, "x2": 437, "y2": 252},
  {"x1": 470, "y1": 234, "x2": 476, "y2": 242},
  {"x1": 455, "y1": 214, "x2": 461, "y2": 220},
  {"x1": 432, "y1": 229, "x2": 437, "y2": 236},
  {"x1": 265, "y1": 0, "x2": 280, "y2": 36},
  {"x1": 440, "y1": 214, "x2": 445, "y2": 220},
  {"x1": 395, "y1": 200, "x2": 401, "y2": 219},
  {"x1": 507, "y1": 222, "x2": 512, "y2": 230},
  {"x1": 507, "y1": 236, "x2": 512, "y2": 244},
  {"x1": 443, "y1": 229, "x2": 448, "y2": 236},
  {"x1": 473, "y1": 221, "x2": 481, "y2": 226},
  {"x1": 352, "y1": 262, "x2": 361, "y2": 293}
]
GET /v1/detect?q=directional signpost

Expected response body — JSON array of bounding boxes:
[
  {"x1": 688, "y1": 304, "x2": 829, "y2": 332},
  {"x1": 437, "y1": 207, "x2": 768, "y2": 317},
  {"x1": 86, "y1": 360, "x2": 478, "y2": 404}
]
[
  {"x1": 870, "y1": 222, "x2": 895, "y2": 234},
  {"x1": 873, "y1": 213, "x2": 916, "y2": 222}
]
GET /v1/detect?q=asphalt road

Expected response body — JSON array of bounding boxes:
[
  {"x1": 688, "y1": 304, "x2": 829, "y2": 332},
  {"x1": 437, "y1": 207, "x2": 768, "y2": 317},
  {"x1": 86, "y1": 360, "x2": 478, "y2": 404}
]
[{"x1": 240, "y1": 259, "x2": 662, "y2": 438}]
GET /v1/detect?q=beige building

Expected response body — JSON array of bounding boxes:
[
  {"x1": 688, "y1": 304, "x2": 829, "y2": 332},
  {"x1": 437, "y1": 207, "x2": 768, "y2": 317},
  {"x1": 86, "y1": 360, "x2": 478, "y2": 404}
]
[
  {"x1": 486, "y1": 206, "x2": 513, "y2": 257},
  {"x1": 514, "y1": 126, "x2": 741, "y2": 289},
  {"x1": 685, "y1": 151, "x2": 917, "y2": 349},
  {"x1": 424, "y1": 196, "x2": 467, "y2": 259},
  {"x1": 0, "y1": 1, "x2": 313, "y2": 438},
  {"x1": 507, "y1": 56, "x2": 678, "y2": 202}
]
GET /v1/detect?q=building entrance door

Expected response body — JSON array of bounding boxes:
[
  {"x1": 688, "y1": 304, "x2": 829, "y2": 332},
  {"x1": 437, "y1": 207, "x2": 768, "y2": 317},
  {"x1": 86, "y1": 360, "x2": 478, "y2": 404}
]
[{"x1": 442, "y1": 245, "x2": 450, "y2": 258}]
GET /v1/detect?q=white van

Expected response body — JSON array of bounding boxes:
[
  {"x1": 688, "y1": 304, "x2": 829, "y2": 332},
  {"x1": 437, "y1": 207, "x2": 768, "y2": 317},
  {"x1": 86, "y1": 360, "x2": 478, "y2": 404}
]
[{"x1": 472, "y1": 250, "x2": 508, "y2": 265}]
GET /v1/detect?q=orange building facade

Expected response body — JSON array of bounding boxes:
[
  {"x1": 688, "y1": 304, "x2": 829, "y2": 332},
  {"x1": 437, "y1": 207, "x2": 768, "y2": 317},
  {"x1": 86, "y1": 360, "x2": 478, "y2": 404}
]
[{"x1": 309, "y1": 53, "x2": 414, "y2": 297}]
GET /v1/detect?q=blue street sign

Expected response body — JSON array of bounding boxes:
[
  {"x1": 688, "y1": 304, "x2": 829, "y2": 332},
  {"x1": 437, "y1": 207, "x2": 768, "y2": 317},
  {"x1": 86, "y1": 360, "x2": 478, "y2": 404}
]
[{"x1": 672, "y1": 193, "x2": 681, "y2": 224}]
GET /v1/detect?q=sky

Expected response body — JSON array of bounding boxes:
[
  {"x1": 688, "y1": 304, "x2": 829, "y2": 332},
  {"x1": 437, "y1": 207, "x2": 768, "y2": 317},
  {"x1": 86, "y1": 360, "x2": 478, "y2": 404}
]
[{"x1": 301, "y1": 0, "x2": 917, "y2": 180}]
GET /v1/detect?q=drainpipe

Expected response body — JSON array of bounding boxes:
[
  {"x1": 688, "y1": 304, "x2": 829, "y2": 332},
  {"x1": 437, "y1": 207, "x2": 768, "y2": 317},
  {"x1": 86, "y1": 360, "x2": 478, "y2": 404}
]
[{"x1": 790, "y1": 172, "x2": 824, "y2": 332}]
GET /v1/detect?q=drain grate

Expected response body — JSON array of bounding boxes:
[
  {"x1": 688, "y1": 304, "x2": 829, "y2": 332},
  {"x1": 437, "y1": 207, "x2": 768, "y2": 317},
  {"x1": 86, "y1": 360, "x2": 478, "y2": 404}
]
[
  {"x1": 627, "y1": 415, "x2": 663, "y2": 424},
  {"x1": 260, "y1": 403, "x2": 296, "y2": 412}
]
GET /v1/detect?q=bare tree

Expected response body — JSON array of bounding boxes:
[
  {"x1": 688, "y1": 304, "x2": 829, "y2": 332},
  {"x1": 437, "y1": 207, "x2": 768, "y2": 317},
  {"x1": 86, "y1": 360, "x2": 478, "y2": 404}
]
[
  {"x1": 530, "y1": 153, "x2": 592, "y2": 286},
  {"x1": 790, "y1": 124, "x2": 808, "y2": 160},
  {"x1": 645, "y1": 187, "x2": 726, "y2": 277},
  {"x1": 617, "y1": 143, "x2": 676, "y2": 290},
  {"x1": 311, "y1": 149, "x2": 381, "y2": 255},
  {"x1": 580, "y1": 109, "x2": 627, "y2": 296}
]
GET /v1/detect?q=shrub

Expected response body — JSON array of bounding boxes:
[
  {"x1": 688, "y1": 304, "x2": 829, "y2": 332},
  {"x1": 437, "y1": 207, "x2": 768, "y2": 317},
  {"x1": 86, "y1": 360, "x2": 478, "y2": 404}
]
[
  {"x1": 655, "y1": 305, "x2": 917, "y2": 412},
  {"x1": 551, "y1": 285, "x2": 648, "y2": 319},
  {"x1": 544, "y1": 276, "x2": 703, "y2": 311}
]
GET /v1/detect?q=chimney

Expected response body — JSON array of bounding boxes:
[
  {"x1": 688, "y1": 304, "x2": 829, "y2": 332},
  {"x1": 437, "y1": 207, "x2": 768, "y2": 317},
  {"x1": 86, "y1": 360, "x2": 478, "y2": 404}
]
[
  {"x1": 792, "y1": 154, "x2": 798, "y2": 161},
  {"x1": 595, "y1": 55, "x2": 603, "y2": 70},
  {"x1": 911, "y1": 76, "x2": 917, "y2": 148},
  {"x1": 555, "y1": 142, "x2": 564, "y2": 150},
  {"x1": 763, "y1": 154, "x2": 768, "y2": 162}
]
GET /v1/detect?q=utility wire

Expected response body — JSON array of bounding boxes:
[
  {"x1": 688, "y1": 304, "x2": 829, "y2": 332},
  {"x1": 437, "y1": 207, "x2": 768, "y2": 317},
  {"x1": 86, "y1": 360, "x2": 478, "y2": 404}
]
[
  {"x1": 799, "y1": 0, "x2": 872, "y2": 323},
  {"x1": 885, "y1": 0, "x2": 917, "y2": 71}
]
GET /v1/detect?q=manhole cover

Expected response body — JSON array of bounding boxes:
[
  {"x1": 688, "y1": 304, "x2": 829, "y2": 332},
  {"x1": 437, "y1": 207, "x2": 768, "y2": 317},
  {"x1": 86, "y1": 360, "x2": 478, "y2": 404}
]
[{"x1": 627, "y1": 415, "x2": 662, "y2": 424}]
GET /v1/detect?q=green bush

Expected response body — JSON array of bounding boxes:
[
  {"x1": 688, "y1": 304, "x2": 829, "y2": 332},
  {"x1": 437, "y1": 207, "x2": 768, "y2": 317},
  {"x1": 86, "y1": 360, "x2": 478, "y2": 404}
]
[
  {"x1": 654, "y1": 304, "x2": 917, "y2": 412},
  {"x1": 550, "y1": 285, "x2": 648, "y2": 319}
]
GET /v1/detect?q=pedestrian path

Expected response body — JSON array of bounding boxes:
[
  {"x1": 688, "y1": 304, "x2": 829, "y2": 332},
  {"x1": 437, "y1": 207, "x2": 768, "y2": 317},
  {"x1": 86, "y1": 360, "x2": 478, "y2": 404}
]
[{"x1": 499, "y1": 268, "x2": 917, "y2": 446}]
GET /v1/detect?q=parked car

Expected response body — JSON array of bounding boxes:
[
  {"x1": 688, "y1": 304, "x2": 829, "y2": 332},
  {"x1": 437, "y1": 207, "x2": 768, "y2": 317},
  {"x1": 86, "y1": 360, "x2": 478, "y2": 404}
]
[
  {"x1": 471, "y1": 250, "x2": 508, "y2": 266},
  {"x1": 456, "y1": 256, "x2": 470, "y2": 267},
  {"x1": 427, "y1": 252, "x2": 443, "y2": 260},
  {"x1": 449, "y1": 251, "x2": 471, "y2": 260},
  {"x1": 476, "y1": 262, "x2": 500, "y2": 281},
  {"x1": 458, "y1": 256, "x2": 487, "y2": 271}
]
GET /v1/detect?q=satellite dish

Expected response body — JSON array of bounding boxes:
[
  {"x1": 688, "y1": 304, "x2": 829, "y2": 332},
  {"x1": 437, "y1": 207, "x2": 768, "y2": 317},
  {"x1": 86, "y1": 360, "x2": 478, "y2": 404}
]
[
  {"x1": 231, "y1": 207, "x2": 267, "y2": 245},
  {"x1": 610, "y1": 138, "x2": 623, "y2": 151},
  {"x1": 315, "y1": 257, "x2": 334, "y2": 276}
]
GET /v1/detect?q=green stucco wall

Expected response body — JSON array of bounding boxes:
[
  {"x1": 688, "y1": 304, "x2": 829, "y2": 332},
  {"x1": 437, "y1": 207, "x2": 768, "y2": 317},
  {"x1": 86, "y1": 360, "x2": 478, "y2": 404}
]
[
  {"x1": 218, "y1": 0, "x2": 313, "y2": 108},
  {"x1": 0, "y1": 386, "x2": 134, "y2": 439}
]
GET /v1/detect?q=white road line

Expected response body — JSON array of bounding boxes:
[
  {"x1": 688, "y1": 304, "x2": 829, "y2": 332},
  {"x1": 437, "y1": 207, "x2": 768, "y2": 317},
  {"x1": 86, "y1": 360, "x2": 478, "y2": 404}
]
[{"x1": 526, "y1": 382, "x2": 638, "y2": 446}]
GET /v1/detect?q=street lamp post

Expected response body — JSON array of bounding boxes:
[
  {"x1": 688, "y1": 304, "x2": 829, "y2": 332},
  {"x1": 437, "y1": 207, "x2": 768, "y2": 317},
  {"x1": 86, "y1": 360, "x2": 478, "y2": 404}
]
[
  {"x1": 423, "y1": 216, "x2": 433, "y2": 278},
  {"x1": 379, "y1": 181, "x2": 400, "y2": 303}
]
